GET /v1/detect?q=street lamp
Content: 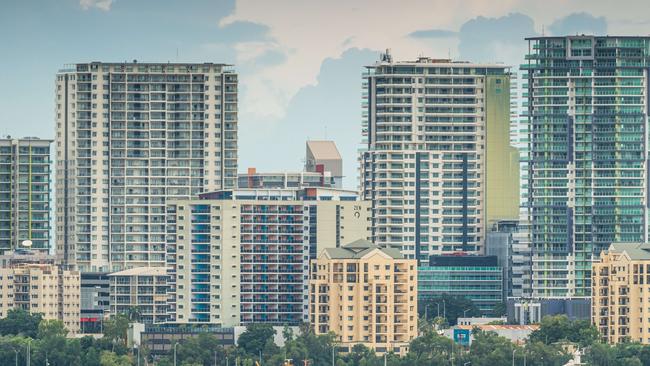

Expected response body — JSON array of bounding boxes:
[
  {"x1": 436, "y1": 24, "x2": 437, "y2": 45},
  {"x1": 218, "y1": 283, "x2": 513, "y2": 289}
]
[
  {"x1": 512, "y1": 349, "x2": 516, "y2": 366},
  {"x1": 463, "y1": 309, "x2": 471, "y2": 318},
  {"x1": 173, "y1": 342, "x2": 179, "y2": 366}
]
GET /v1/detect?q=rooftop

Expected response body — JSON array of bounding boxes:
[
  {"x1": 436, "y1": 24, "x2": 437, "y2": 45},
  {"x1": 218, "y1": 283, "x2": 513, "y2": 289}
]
[
  {"x1": 323, "y1": 239, "x2": 404, "y2": 260},
  {"x1": 306, "y1": 140, "x2": 341, "y2": 161},
  {"x1": 108, "y1": 267, "x2": 168, "y2": 277},
  {"x1": 607, "y1": 242, "x2": 650, "y2": 260}
]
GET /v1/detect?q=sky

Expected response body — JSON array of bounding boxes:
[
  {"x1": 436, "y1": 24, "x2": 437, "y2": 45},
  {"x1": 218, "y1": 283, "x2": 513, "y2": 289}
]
[{"x1": 1, "y1": 0, "x2": 649, "y2": 189}]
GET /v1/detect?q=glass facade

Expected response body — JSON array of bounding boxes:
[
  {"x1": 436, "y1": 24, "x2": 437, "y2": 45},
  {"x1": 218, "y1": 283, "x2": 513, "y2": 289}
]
[
  {"x1": 526, "y1": 36, "x2": 650, "y2": 297},
  {"x1": 418, "y1": 263, "x2": 503, "y2": 313}
]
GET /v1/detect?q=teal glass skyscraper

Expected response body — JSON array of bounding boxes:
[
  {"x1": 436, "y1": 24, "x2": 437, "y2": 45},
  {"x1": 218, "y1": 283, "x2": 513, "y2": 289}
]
[{"x1": 526, "y1": 36, "x2": 650, "y2": 297}]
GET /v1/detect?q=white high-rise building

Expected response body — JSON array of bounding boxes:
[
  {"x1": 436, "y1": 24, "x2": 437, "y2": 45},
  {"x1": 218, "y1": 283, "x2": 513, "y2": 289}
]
[
  {"x1": 360, "y1": 52, "x2": 518, "y2": 260},
  {"x1": 55, "y1": 62, "x2": 238, "y2": 272}
]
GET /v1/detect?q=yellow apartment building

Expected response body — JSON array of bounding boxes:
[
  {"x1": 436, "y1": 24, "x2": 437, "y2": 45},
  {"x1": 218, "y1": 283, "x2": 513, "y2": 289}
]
[
  {"x1": 309, "y1": 239, "x2": 417, "y2": 354},
  {"x1": 593, "y1": 243, "x2": 650, "y2": 344}
]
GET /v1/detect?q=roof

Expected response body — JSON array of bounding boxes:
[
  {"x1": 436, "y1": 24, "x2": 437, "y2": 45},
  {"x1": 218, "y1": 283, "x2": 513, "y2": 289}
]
[
  {"x1": 323, "y1": 239, "x2": 404, "y2": 260},
  {"x1": 108, "y1": 267, "x2": 168, "y2": 277},
  {"x1": 608, "y1": 242, "x2": 650, "y2": 260},
  {"x1": 455, "y1": 324, "x2": 540, "y2": 331},
  {"x1": 526, "y1": 35, "x2": 650, "y2": 41},
  {"x1": 306, "y1": 141, "x2": 341, "y2": 160}
]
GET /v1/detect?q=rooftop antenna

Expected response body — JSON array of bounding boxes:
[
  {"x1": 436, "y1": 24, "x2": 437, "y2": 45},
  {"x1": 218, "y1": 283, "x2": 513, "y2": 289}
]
[
  {"x1": 176, "y1": 48, "x2": 179, "y2": 61},
  {"x1": 542, "y1": 24, "x2": 545, "y2": 36},
  {"x1": 324, "y1": 125, "x2": 328, "y2": 140}
]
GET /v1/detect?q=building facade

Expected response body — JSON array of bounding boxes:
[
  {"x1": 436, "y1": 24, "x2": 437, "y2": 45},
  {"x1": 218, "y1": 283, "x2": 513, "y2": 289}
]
[
  {"x1": 418, "y1": 255, "x2": 503, "y2": 313},
  {"x1": 238, "y1": 169, "x2": 333, "y2": 189},
  {"x1": 55, "y1": 62, "x2": 238, "y2": 272},
  {"x1": 309, "y1": 239, "x2": 417, "y2": 354},
  {"x1": 525, "y1": 36, "x2": 650, "y2": 297},
  {"x1": 485, "y1": 219, "x2": 533, "y2": 299},
  {"x1": 305, "y1": 140, "x2": 343, "y2": 188},
  {"x1": 0, "y1": 138, "x2": 52, "y2": 252},
  {"x1": 592, "y1": 243, "x2": 650, "y2": 344},
  {"x1": 108, "y1": 267, "x2": 169, "y2": 324},
  {"x1": 0, "y1": 250, "x2": 80, "y2": 334},
  {"x1": 80, "y1": 272, "x2": 110, "y2": 333},
  {"x1": 165, "y1": 188, "x2": 371, "y2": 326},
  {"x1": 360, "y1": 52, "x2": 519, "y2": 260}
]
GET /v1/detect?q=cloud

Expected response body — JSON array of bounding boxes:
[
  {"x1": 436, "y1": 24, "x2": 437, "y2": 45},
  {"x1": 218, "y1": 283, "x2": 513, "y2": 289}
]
[
  {"x1": 549, "y1": 12, "x2": 607, "y2": 35},
  {"x1": 238, "y1": 48, "x2": 378, "y2": 188},
  {"x1": 79, "y1": 0, "x2": 113, "y2": 11},
  {"x1": 408, "y1": 29, "x2": 458, "y2": 39},
  {"x1": 217, "y1": 21, "x2": 271, "y2": 43},
  {"x1": 219, "y1": 0, "x2": 516, "y2": 122},
  {"x1": 458, "y1": 13, "x2": 537, "y2": 65}
]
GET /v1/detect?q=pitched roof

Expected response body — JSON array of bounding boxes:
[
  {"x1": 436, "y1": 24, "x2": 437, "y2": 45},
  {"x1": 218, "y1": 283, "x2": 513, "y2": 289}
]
[
  {"x1": 306, "y1": 141, "x2": 341, "y2": 160},
  {"x1": 323, "y1": 239, "x2": 404, "y2": 260},
  {"x1": 609, "y1": 242, "x2": 650, "y2": 260}
]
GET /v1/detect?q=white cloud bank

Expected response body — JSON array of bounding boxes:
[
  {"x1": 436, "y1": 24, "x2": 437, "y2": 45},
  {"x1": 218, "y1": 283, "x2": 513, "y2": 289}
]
[{"x1": 79, "y1": 0, "x2": 113, "y2": 11}]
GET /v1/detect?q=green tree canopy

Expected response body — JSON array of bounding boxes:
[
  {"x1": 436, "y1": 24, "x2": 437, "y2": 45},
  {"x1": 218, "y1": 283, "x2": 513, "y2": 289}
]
[
  {"x1": 0, "y1": 309, "x2": 42, "y2": 338},
  {"x1": 419, "y1": 295, "x2": 481, "y2": 325}
]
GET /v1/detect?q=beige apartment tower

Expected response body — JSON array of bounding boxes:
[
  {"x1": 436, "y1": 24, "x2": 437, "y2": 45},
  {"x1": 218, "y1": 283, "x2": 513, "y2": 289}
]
[
  {"x1": 310, "y1": 239, "x2": 417, "y2": 354},
  {"x1": 108, "y1": 267, "x2": 169, "y2": 324},
  {"x1": 0, "y1": 250, "x2": 80, "y2": 334},
  {"x1": 55, "y1": 62, "x2": 237, "y2": 272},
  {"x1": 592, "y1": 243, "x2": 650, "y2": 344}
]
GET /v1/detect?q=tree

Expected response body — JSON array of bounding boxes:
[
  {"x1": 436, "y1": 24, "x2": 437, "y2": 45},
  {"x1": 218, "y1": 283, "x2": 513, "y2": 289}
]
[
  {"x1": 468, "y1": 328, "x2": 516, "y2": 366},
  {"x1": 489, "y1": 302, "x2": 507, "y2": 317},
  {"x1": 419, "y1": 295, "x2": 480, "y2": 325},
  {"x1": 529, "y1": 315, "x2": 599, "y2": 346},
  {"x1": 99, "y1": 350, "x2": 132, "y2": 366},
  {"x1": 237, "y1": 324, "x2": 276, "y2": 356},
  {"x1": 102, "y1": 314, "x2": 130, "y2": 347},
  {"x1": 406, "y1": 330, "x2": 454, "y2": 365},
  {"x1": 0, "y1": 309, "x2": 42, "y2": 338},
  {"x1": 37, "y1": 319, "x2": 68, "y2": 339}
]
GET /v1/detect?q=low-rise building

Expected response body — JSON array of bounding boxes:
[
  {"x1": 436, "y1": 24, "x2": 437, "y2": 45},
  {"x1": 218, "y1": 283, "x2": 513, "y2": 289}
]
[
  {"x1": 592, "y1": 243, "x2": 650, "y2": 344},
  {"x1": 310, "y1": 239, "x2": 417, "y2": 354},
  {"x1": 506, "y1": 297, "x2": 590, "y2": 325},
  {"x1": 108, "y1": 267, "x2": 169, "y2": 324},
  {"x1": 418, "y1": 255, "x2": 503, "y2": 314},
  {"x1": 80, "y1": 272, "x2": 110, "y2": 334},
  {"x1": 444, "y1": 324, "x2": 539, "y2": 346},
  {"x1": 0, "y1": 249, "x2": 80, "y2": 334}
]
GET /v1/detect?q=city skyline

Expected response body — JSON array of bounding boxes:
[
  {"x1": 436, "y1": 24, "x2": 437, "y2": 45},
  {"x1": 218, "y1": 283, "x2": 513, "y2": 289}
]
[{"x1": 2, "y1": 0, "x2": 648, "y2": 188}]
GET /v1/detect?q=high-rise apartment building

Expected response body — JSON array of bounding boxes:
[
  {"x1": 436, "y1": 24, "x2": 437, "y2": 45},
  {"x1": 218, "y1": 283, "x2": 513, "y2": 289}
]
[
  {"x1": 592, "y1": 243, "x2": 650, "y2": 344},
  {"x1": 360, "y1": 52, "x2": 519, "y2": 260},
  {"x1": 525, "y1": 36, "x2": 650, "y2": 297},
  {"x1": 509, "y1": 72, "x2": 530, "y2": 208},
  {"x1": 55, "y1": 62, "x2": 237, "y2": 272},
  {"x1": 0, "y1": 138, "x2": 52, "y2": 252},
  {"x1": 165, "y1": 188, "x2": 371, "y2": 326},
  {"x1": 309, "y1": 239, "x2": 417, "y2": 355},
  {"x1": 0, "y1": 250, "x2": 80, "y2": 334}
]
